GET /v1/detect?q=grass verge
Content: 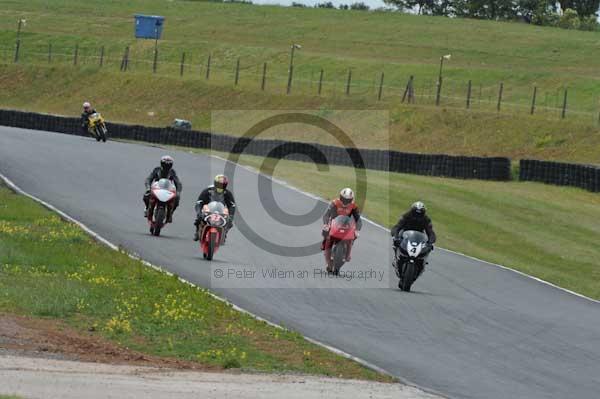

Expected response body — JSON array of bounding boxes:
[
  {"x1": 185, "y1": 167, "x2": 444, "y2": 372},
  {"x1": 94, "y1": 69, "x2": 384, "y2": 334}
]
[
  {"x1": 2, "y1": 64, "x2": 600, "y2": 163},
  {"x1": 0, "y1": 183, "x2": 392, "y2": 381}
]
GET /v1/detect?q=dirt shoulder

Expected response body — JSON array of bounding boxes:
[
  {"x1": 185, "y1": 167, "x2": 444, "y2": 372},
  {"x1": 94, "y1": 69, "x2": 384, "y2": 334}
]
[
  {"x1": 0, "y1": 314, "x2": 443, "y2": 399},
  {"x1": 0, "y1": 314, "x2": 209, "y2": 370},
  {"x1": 0, "y1": 355, "x2": 443, "y2": 399}
]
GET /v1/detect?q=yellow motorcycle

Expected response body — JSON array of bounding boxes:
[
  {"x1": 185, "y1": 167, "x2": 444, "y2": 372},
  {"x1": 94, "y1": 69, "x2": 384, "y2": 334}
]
[{"x1": 87, "y1": 112, "x2": 108, "y2": 142}]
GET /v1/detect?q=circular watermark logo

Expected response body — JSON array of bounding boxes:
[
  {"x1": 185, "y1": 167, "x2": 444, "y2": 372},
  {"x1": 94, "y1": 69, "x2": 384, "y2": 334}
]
[{"x1": 220, "y1": 112, "x2": 367, "y2": 257}]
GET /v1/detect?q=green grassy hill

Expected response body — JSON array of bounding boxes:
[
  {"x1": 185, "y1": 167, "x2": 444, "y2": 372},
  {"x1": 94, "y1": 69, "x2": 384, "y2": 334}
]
[{"x1": 1, "y1": 0, "x2": 600, "y2": 162}]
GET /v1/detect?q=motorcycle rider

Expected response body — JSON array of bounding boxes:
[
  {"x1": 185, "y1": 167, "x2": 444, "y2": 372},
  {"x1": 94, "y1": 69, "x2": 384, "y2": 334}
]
[
  {"x1": 321, "y1": 188, "x2": 362, "y2": 271},
  {"x1": 193, "y1": 175, "x2": 236, "y2": 242},
  {"x1": 390, "y1": 201, "x2": 436, "y2": 281},
  {"x1": 80, "y1": 101, "x2": 97, "y2": 134},
  {"x1": 143, "y1": 155, "x2": 182, "y2": 223},
  {"x1": 390, "y1": 201, "x2": 436, "y2": 245}
]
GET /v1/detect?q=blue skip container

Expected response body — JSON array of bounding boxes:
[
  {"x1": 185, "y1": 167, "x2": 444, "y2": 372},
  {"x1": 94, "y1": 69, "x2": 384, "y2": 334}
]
[{"x1": 134, "y1": 14, "x2": 165, "y2": 39}]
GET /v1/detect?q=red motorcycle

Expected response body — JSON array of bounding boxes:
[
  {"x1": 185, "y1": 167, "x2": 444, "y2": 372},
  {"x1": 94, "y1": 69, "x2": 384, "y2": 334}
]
[
  {"x1": 147, "y1": 178, "x2": 177, "y2": 237},
  {"x1": 198, "y1": 201, "x2": 229, "y2": 260},
  {"x1": 325, "y1": 215, "x2": 357, "y2": 274}
]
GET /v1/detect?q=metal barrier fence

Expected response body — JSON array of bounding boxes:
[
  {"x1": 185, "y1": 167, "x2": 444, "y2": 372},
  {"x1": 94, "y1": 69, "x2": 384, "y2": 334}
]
[{"x1": 0, "y1": 109, "x2": 511, "y2": 181}]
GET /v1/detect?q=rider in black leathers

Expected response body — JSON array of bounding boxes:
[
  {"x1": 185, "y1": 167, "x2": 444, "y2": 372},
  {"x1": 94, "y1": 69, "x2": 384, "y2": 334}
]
[
  {"x1": 390, "y1": 201, "x2": 437, "y2": 244},
  {"x1": 193, "y1": 175, "x2": 236, "y2": 241},
  {"x1": 143, "y1": 155, "x2": 182, "y2": 223},
  {"x1": 391, "y1": 201, "x2": 436, "y2": 281}
]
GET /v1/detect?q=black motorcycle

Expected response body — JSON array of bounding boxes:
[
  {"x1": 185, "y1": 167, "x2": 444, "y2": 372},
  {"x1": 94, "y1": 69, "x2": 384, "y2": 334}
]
[{"x1": 393, "y1": 230, "x2": 433, "y2": 291}]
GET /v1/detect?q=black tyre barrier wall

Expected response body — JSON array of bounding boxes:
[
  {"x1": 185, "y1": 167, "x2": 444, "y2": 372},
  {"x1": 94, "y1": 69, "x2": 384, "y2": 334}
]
[
  {"x1": 520, "y1": 159, "x2": 600, "y2": 193},
  {"x1": 0, "y1": 109, "x2": 511, "y2": 181}
]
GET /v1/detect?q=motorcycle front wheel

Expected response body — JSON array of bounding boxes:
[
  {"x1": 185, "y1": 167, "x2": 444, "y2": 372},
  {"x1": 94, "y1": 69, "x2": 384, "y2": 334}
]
[
  {"x1": 205, "y1": 231, "x2": 217, "y2": 260},
  {"x1": 153, "y1": 207, "x2": 166, "y2": 236},
  {"x1": 332, "y1": 242, "x2": 346, "y2": 275},
  {"x1": 95, "y1": 126, "x2": 106, "y2": 142},
  {"x1": 400, "y1": 261, "x2": 416, "y2": 292},
  {"x1": 100, "y1": 125, "x2": 108, "y2": 142}
]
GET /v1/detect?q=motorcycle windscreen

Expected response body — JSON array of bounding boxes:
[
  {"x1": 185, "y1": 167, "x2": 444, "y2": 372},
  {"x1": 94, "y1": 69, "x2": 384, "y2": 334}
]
[
  {"x1": 401, "y1": 230, "x2": 428, "y2": 244},
  {"x1": 331, "y1": 215, "x2": 353, "y2": 229},
  {"x1": 156, "y1": 178, "x2": 175, "y2": 191},
  {"x1": 206, "y1": 201, "x2": 226, "y2": 214}
]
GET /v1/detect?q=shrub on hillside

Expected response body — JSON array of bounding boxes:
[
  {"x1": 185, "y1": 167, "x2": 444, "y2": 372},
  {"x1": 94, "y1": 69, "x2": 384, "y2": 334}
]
[
  {"x1": 558, "y1": 8, "x2": 581, "y2": 29},
  {"x1": 579, "y1": 15, "x2": 599, "y2": 31},
  {"x1": 531, "y1": 6, "x2": 597, "y2": 31}
]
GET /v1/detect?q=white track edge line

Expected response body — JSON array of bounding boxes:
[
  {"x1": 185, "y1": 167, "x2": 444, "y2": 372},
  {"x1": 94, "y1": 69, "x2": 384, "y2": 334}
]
[
  {"x1": 0, "y1": 171, "x2": 448, "y2": 398},
  {"x1": 210, "y1": 154, "x2": 600, "y2": 305}
]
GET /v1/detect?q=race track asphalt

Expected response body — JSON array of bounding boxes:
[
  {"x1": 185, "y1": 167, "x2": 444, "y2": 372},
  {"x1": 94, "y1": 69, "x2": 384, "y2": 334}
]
[{"x1": 1, "y1": 126, "x2": 599, "y2": 399}]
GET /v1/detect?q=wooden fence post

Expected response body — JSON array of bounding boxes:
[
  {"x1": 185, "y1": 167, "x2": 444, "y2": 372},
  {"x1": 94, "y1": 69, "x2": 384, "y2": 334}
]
[
  {"x1": 179, "y1": 52, "x2": 186, "y2": 76},
  {"x1": 497, "y1": 82, "x2": 503, "y2": 112},
  {"x1": 152, "y1": 46, "x2": 158, "y2": 73},
  {"x1": 345, "y1": 69, "x2": 352, "y2": 95},
  {"x1": 466, "y1": 80, "x2": 472, "y2": 109},
  {"x1": 286, "y1": 65, "x2": 294, "y2": 95},
  {"x1": 378, "y1": 72, "x2": 384, "y2": 101},
  {"x1": 530, "y1": 86, "x2": 537, "y2": 115},
  {"x1": 261, "y1": 62, "x2": 267, "y2": 90},
  {"x1": 402, "y1": 77, "x2": 409, "y2": 103},
  {"x1": 435, "y1": 76, "x2": 442, "y2": 106},
  {"x1": 402, "y1": 75, "x2": 414, "y2": 103},
  {"x1": 120, "y1": 46, "x2": 129, "y2": 72},
  {"x1": 318, "y1": 69, "x2": 324, "y2": 96},
  {"x1": 234, "y1": 58, "x2": 240, "y2": 85},
  {"x1": 99, "y1": 46, "x2": 104, "y2": 67},
  {"x1": 14, "y1": 40, "x2": 20, "y2": 63},
  {"x1": 205, "y1": 54, "x2": 211, "y2": 80},
  {"x1": 561, "y1": 89, "x2": 568, "y2": 119}
]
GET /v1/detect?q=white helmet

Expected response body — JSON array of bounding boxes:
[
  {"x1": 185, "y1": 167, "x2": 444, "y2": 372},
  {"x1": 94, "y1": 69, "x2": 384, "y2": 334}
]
[
  {"x1": 339, "y1": 188, "x2": 354, "y2": 206},
  {"x1": 83, "y1": 102, "x2": 91, "y2": 111}
]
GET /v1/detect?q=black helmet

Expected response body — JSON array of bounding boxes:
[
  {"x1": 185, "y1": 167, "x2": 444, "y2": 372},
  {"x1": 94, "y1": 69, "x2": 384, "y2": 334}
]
[
  {"x1": 214, "y1": 174, "x2": 229, "y2": 193},
  {"x1": 411, "y1": 201, "x2": 426, "y2": 215},
  {"x1": 160, "y1": 155, "x2": 174, "y2": 173}
]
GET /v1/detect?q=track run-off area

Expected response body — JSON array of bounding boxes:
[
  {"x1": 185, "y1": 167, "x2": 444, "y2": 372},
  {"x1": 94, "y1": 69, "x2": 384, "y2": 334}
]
[{"x1": 1, "y1": 126, "x2": 599, "y2": 399}]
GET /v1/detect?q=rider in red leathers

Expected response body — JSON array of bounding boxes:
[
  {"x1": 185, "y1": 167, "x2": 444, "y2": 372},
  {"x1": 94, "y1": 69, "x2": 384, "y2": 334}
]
[{"x1": 321, "y1": 188, "x2": 362, "y2": 272}]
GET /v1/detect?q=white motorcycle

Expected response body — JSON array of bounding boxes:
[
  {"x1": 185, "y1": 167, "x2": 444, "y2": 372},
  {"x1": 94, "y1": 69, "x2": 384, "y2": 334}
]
[
  {"x1": 147, "y1": 178, "x2": 177, "y2": 236},
  {"x1": 393, "y1": 230, "x2": 433, "y2": 291}
]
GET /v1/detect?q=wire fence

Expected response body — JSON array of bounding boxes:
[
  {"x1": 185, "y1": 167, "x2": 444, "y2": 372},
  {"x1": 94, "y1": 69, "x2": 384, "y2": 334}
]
[{"x1": 2, "y1": 40, "x2": 600, "y2": 125}]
